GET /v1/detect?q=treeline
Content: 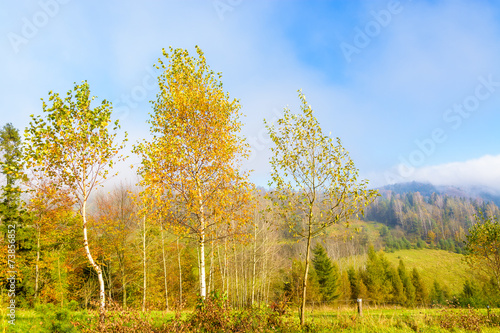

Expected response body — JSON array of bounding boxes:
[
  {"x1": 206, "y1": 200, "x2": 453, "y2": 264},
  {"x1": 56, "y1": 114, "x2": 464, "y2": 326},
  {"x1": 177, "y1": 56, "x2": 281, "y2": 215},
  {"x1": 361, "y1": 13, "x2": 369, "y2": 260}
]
[
  {"x1": 285, "y1": 244, "x2": 500, "y2": 308},
  {"x1": 0, "y1": 183, "x2": 370, "y2": 310},
  {"x1": 0, "y1": 184, "x2": 288, "y2": 310},
  {"x1": 3, "y1": 184, "x2": 499, "y2": 311},
  {"x1": 364, "y1": 191, "x2": 500, "y2": 253}
]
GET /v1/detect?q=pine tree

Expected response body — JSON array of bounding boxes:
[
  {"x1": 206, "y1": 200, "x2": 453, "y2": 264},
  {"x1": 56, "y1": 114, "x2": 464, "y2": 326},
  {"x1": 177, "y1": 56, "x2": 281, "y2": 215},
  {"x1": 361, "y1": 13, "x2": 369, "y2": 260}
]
[
  {"x1": 411, "y1": 268, "x2": 427, "y2": 306},
  {"x1": 0, "y1": 123, "x2": 25, "y2": 229},
  {"x1": 358, "y1": 276, "x2": 369, "y2": 300},
  {"x1": 340, "y1": 271, "x2": 351, "y2": 302},
  {"x1": 429, "y1": 280, "x2": 444, "y2": 305},
  {"x1": 365, "y1": 245, "x2": 391, "y2": 303},
  {"x1": 0, "y1": 123, "x2": 32, "y2": 304},
  {"x1": 312, "y1": 244, "x2": 340, "y2": 302},
  {"x1": 460, "y1": 279, "x2": 482, "y2": 307},
  {"x1": 388, "y1": 267, "x2": 405, "y2": 304},
  {"x1": 347, "y1": 266, "x2": 359, "y2": 299},
  {"x1": 398, "y1": 260, "x2": 415, "y2": 306}
]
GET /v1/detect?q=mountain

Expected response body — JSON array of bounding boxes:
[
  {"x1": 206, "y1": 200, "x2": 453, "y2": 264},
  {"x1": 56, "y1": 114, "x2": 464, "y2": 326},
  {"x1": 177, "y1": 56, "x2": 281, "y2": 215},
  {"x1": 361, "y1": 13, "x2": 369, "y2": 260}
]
[{"x1": 378, "y1": 181, "x2": 500, "y2": 206}]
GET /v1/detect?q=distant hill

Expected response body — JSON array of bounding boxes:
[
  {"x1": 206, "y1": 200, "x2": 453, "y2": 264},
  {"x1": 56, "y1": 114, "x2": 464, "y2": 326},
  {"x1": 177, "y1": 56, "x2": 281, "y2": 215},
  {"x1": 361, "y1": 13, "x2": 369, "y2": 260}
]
[
  {"x1": 385, "y1": 249, "x2": 469, "y2": 294},
  {"x1": 338, "y1": 248, "x2": 469, "y2": 293},
  {"x1": 378, "y1": 181, "x2": 500, "y2": 206},
  {"x1": 364, "y1": 181, "x2": 500, "y2": 251}
]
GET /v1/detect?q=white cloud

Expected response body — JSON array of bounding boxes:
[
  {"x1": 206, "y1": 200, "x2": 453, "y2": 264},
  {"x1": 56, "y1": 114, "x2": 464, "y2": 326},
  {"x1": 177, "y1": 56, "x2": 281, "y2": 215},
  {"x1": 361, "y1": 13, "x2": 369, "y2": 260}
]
[{"x1": 396, "y1": 154, "x2": 500, "y2": 191}]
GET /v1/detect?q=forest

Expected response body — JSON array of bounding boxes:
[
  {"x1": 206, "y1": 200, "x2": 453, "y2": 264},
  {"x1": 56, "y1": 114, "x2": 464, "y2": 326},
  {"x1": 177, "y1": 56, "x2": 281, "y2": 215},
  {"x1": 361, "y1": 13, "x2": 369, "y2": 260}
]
[{"x1": 1, "y1": 46, "x2": 500, "y2": 332}]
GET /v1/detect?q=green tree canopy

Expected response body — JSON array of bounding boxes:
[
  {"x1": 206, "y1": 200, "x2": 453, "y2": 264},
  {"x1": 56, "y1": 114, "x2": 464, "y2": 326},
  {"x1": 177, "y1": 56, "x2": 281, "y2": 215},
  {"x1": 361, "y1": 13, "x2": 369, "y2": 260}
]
[
  {"x1": 0, "y1": 123, "x2": 25, "y2": 227},
  {"x1": 24, "y1": 81, "x2": 127, "y2": 322},
  {"x1": 464, "y1": 211, "x2": 500, "y2": 289},
  {"x1": 312, "y1": 244, "x2": 340, "y2": 302}
]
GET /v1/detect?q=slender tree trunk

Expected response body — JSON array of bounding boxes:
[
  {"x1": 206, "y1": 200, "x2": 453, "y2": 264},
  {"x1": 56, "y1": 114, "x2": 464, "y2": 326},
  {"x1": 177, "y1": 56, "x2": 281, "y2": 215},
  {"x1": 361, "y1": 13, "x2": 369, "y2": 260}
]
[
  {"x1": 262, "y1": 229, "x2": 268, "y2": 304},
  {"x1": 199, "y1": 197, "x2": 207, "y2": 299},
  {"x1": 122, "y1": 258, "x2": 127, "y2": 309},
  {"x1": 57, "y1": 252, "x2": 64, "y2": 308},
  {"x1": 242, "y1": 245, "x2": 247, "y2": 306},
  {"x1": 233, "y1": 241, "x2": 239, "y2": 307},
  {"x1": 34, "y1": 224, "x2": 40, "y2": 301},
  {"x1": 224, "y1": 238, "x2": 229, "y2": 302},
  {"x1": 142, "y1": 215, "x2": 147, "y2": 312},
  {"x1": 199, "y1": 230, "x2": 206, "y2": 299},
  {"x1": 217, "y1": 243, "x2": 225, "y2": 294},
  {"x1": 300, "y1": 219, "x2": 313, "y2": 326},
  {"x1": 58, "y1": 255, "x2": 63, "y2": 307},
  {"x1": 160, "y1": 223, "x2": 169, "y2": 311},
  {"x1": 266, "y1": 274, "x2": 271, "y2": 305},
  {"x1": 177, "y1": 237, "x2": 183, "y2": 307},
  {"x1": 208, "y1": 241, "x2": 214, "y2": 295},
  {"x1": 107, "y1": 260, "x2": 112, "y2": 301},
  {"x1": 251, "y1": 221, "x2": 257, "y2": 307},
  {"x1": 81, "y1": 198, "x2": 106, "y2": 323}
]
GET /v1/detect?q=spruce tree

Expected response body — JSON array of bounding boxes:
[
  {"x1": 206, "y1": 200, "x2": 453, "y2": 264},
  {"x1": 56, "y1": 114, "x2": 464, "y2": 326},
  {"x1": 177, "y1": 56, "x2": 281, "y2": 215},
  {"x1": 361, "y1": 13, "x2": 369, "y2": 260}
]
[
  {"x1": 388, "y1": 267, "x2": 405, "y2": 304},
  {"x1": 398, "y1": 260, "x2": 416, "y2": 306},
  {"x1": 365, "y1": 245, "x2": 391, "y2": 303},
  {"x1": 411, "y1": 268, "x2": 427, "y2": 306},
  {"x1": 0, "y1": 123, "x2": 32, "y2": 303},
  {"x1": 340, "y1": 271, "x2": 352, "y2": 302},
  {"x1": 429, "y1": 280, "x2": 444, "y2": 305},
  {"x1": 347, "y1": 266, "x2": 359, "y2": 299},
  {"x1": 312, "y1": 244, "x2": 340, "y2": 302},
  {"x1": 0, "y1": 123, "x2": 24, "y2": 229}
]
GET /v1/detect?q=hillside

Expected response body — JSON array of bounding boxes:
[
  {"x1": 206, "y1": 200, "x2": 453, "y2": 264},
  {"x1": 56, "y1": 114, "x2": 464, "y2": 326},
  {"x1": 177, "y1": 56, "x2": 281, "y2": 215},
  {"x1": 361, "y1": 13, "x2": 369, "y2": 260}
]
[
  {"x1": 378, "y1": 181, "x2": 500, "y2": 206},
  {"x1": 385, "y1": 249, "x2": 469, "y2": 294}
]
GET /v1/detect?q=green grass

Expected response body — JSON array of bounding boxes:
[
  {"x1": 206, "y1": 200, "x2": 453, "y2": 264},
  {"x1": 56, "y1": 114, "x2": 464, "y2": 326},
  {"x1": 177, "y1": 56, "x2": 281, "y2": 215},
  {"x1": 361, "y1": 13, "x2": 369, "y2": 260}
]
[
  {"x1": 336, "y1": 245, "x2": 469, "y2": 294},
  {"x1": 2, "y1": 308, "x2": 86, "y2": 332},
  {"x1": 385, "y1": 248, "x2": 470, "y2": 293},
  {"x1": 4, "y1": 306, "x2": 500, "y2": 332},
  {"x1": 303, "y1": 307, "x2": 500, "y2": 332}
]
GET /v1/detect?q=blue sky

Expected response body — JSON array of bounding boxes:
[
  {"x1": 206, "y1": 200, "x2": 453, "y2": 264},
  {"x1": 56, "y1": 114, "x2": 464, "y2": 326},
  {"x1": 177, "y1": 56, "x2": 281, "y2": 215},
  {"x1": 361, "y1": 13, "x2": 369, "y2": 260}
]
[{"x1": 2, "y1": 0, "x2": 500, "y2": 191}]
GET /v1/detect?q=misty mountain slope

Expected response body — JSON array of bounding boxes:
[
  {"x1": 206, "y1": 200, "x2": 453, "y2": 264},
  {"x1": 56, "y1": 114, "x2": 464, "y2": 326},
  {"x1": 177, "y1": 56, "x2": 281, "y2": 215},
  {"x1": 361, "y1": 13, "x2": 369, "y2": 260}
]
[{"x1": 378, "y1": 181, "x2": 500, "y2": 206}]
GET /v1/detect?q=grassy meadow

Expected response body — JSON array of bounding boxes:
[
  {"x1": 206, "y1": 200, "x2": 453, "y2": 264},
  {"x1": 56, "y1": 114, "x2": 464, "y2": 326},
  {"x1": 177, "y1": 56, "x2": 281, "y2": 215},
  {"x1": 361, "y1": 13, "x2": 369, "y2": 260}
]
[
  {"x1": 3, "y1": 306, "x2": 500, "y2": 332},
  {"x1": 385, "y1": 248, "x2": 469, "y2": 294}
]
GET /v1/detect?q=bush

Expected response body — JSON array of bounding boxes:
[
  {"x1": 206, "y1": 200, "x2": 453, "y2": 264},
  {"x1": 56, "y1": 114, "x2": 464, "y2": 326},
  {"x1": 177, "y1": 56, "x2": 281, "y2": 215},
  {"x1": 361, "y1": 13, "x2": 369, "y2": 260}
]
[
  {"x1": 416, "y1": 239, "x2": 426, "y2": 249},
  {"x1": 80, "y1": 292, "x2": 294, "y2": 332},
  {"x1": 66, "y1": 300, "x2": 80, "y2": 311},
  {"x1": 183, "y1": 291, "x2": 293, "y2": 332},
  {"x1": 187, "y1": 291, "x2": 231, "y2": 331},
  {"x1": 440, "y1": 306, "x2": 499, "y2": 332},
  {"x1": 34, "y1": 303, "x2": 81, "y2": 333}
]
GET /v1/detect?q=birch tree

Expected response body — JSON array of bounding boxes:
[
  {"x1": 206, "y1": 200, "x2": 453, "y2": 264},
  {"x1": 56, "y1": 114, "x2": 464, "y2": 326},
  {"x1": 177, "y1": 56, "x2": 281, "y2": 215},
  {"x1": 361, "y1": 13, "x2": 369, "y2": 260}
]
[
  {"x1": 134, "y1": 46, "x2": 253, "y2": 299},
  {"x1": 24, "y1": 81, "x2": 127, "y2": 322},
  {"x1": 93, "y1": 183, "x2": 136, "y2": 308},
  {"x1": 265, "y1": 90, "x2": 378, "y2": 325},
  {"x1": 465, "y1": 211, "x2": 500, "y2": 288}
]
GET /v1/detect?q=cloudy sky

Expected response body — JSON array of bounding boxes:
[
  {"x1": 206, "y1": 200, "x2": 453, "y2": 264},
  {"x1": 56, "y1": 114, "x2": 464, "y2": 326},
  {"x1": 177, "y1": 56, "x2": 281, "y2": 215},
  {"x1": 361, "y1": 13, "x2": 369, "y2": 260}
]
[{"x1": 2, "y1": 0, "x2": 500, "y2": 191}]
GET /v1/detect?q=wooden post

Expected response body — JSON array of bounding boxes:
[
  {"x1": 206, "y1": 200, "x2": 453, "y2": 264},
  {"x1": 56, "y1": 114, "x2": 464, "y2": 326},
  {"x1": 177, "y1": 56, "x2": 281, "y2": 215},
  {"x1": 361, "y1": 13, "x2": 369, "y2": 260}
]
[{"x1": 357, "y1": 298, "x2": 362, "y2": 317}]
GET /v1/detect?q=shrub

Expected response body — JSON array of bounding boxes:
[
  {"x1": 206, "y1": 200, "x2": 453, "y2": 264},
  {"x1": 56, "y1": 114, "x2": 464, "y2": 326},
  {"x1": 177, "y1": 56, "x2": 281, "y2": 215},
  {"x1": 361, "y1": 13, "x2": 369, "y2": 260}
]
[{"x1": 66, "y1": 300, "x2": 80, "y2": 311}]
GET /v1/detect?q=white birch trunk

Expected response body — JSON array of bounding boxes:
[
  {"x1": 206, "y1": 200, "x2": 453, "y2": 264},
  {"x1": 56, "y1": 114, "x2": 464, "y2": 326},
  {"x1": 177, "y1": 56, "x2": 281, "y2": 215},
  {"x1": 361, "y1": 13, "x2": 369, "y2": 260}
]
[
  {"x1": 177, "y1": 237, "x2": 183, "y2": 307},
  {"x1": 251, "y1": 222, "x2": 257, "y2": 306},
  {"x1": 199, "y1": 227, "x2": 206, "y2": 299},
  {"x1": 35, "y1": 225, "x2": 40, "y2": 301},
  {"x1": 160, "y1": 222, "x2": 169, "y2": 311},
  {"x1": 82, "y1": 198, "x2": 106, "y2": 322}
]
